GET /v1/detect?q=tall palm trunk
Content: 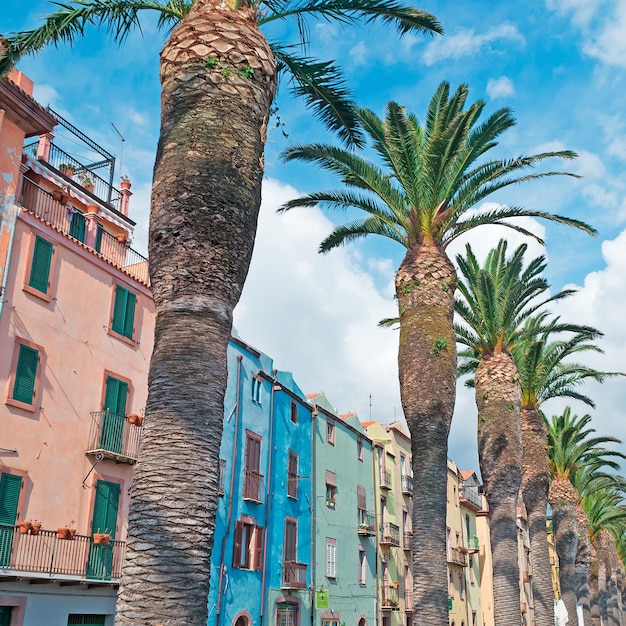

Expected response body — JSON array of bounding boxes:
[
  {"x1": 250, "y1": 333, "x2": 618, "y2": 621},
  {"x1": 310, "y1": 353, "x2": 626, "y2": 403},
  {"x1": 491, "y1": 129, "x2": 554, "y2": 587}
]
[
  {"x1": 608, "y1": 539, "x2": 622, "y2": 626},
  {"x1": 475, "y1": 350, "x2": 523, "y2": 623},
  {"x1": 576, "y1": 503, "x2": 593, "y2": 626},
  {"x1": 115, "y1": 1, "x2": 277, "y2": 622},
  {"x1": 397, "y1": 243, "x2": 457, "y2": 626},
  {"x1": 598, "y1": 531, "x2": 611, "y2": 626},
  {"x1": 590, "y1": 549, "x2": 601, "y2": 626},
  {"x1": 549, "y1": 477, "x2": 579, "y2": 623},
  {"x1": 521, "y1": 407, "x2": 554, "y2": 626}
]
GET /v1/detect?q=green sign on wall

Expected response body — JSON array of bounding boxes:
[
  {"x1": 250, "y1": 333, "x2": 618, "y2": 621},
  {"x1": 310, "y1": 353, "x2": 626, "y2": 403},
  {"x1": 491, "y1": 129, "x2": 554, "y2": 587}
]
[
  {"x1": 448, "y1": 597, "x2": 453, "y2": 611},
  {"x1": 316, "y1": 590, "x2": 329, "y2": 609}
]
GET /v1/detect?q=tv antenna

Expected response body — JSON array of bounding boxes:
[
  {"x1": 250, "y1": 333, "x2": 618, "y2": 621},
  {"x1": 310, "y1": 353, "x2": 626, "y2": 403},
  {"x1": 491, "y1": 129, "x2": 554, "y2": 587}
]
[{"x1": 111, "y1": 122, "x2": 125, "y2": 179}]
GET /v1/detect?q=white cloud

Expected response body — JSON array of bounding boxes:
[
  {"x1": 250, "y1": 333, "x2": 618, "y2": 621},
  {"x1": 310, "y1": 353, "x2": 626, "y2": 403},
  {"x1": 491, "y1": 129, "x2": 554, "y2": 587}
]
[
  {"x1": 32, "y1": 83, "x2": 60, "y2": 109},
  {"x1": 545, "y1": 0, "x2": 603, "y2": 28},
  {"x1": 422, "y1": 23, "x2": 525, "y2": 66},
  {"x1": 486, "y1": 76, "x2": 515, "y2": 100},
  {"x1": 349, "y1": 41, "x2": 368, "y2": 67}
]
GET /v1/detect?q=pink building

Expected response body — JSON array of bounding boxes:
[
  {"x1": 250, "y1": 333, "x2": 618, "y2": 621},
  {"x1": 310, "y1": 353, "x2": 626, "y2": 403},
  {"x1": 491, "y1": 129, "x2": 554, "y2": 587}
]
[{"x1": 0, "y1": 71, "x2": 154, "y2": 626}]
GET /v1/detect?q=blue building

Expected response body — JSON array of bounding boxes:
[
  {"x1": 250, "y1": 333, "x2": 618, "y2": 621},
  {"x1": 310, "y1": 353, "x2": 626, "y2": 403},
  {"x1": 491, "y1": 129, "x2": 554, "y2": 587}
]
[{"x1": 208, "y1": 337, "x2": 314, "y2": 626}]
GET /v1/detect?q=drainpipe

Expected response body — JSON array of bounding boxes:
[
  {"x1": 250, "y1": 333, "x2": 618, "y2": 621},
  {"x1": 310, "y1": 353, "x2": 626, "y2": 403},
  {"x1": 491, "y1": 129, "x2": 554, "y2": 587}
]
[
  {"x1": 260, "y1": 369, "x2": 278, "y2": 626},
  {"x1": 311, "y1": 407, "x2": 318, "y2": 626},
  {"x1": 372, "y1": 442, "x2": 380, "y2": 626},
  {"x1": 216, "y1": 355, "x2": 243, "y2": 626}
]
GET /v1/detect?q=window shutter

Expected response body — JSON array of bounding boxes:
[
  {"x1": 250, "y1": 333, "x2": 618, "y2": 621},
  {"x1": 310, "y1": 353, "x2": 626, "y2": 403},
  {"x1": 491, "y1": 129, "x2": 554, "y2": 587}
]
[
  {"x1": 91, "y1": 480, "x2": 120, "y2": 538},
  {"x1": 285, "y1": 519, "x2": 297, "y2": 562},
  {"x1": 357, "y1": 484, "x2": 366, "y2": 510},
  {"x1": 111, "y1": 286, "x2": 127, "y2": 335},
  {"x1": 0, "y1": 473, "x2": 22, "y2": 525},
  {"x1": 245, "y1": 434, "x2": 261, "y2": 472},
  {"x1": 325, "y1": 471, "x2": 337, "y2": 487},
  {"x1": 29, "y1": 237, "x2": 53, "y2": 292},
  {"x1": 123, "y1": 291, "x2": 136, "y2": 339},
  {"x1": 103, "y1": 377, "x2": 128, "y2": 416},
  {"x1": 233, "y1": 521, "x2": 243, "y2": 567},
  {"x1": 13, "y1": 345, "x2": 38, "y2": 404},
  {"x1": 254, "y1": 526, "x2": 264, "y2": 571}
]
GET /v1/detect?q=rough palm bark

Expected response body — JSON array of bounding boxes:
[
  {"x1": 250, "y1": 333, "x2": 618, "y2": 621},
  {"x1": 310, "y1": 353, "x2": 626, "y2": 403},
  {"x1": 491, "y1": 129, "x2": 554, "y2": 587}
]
[
  {"x1": 115, "y1": 1, "x2": 276, "y2": 622},
  {"x1": 521, "y1": 406, "x2": 554, "y2": 626},
  {"x1": 475, "y1": 351, "x2": 523, "y2": 623},
  {"x1": 397, "y1": 243, "x2": 457, "y2": 626},
  {"x1": 550, "y1": 477, "x2": 579, "y2": 624},
  {"x1": 576, "y1": 503, "x2": 593, "y2": 626},
  {"x1": 590, "y1": 548, "x2": 601, "y2": 626}
]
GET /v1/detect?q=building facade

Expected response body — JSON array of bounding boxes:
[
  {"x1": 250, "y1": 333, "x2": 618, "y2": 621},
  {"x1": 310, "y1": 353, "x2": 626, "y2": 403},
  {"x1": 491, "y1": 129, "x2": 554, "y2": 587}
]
[{"x1": 0, "y1": 71, "x2": 153, "y2": 626}]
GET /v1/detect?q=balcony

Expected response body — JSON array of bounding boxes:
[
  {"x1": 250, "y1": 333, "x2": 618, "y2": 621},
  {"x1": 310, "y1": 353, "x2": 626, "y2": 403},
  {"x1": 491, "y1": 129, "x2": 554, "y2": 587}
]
[
  {"x1": 401, "y1": 474, "x2": 413, "y2": 495},
  {"x1": 404, "y1": 591, "x2": 413, "y2": 612},
  {"x1": 357, "y1": 512, "x2": 376, "y2": 536},
  {"x1": 460, "y1": 485, "x2": 483, "y2": 511},
  {"x1": 403, "y1": 530, "x2": 413, "y2": 550},
  {"x1": 381, "y1": 588, "x2": 399, "y2": 611},
  {"x1": 86, "y1": 410, "x2": 143, "y2": 464},
  {"x1": 20, "y1": 177, "x2": 149, "y2": 285},
  {"x1": 0, "y1": 525, "x2": 125, "y2": 583},
  {"x1": 282, "y1": 561, "x2": 307, "y2": 589},
  {"x1": 380, "y1": 468, "x2": 392, "y2": 490},
  {"x1": 243, "y1": 470, "x2": 264, "y2": 503},
  {"x1": 447, "y1": 547, "x2": 468, "y2": 567},
  {"x1": 380, "y1": 522, "x2": 400, "y2": 547},
  {"x1": 467, "y1": 535, "x2": 479, "y2": 553}
]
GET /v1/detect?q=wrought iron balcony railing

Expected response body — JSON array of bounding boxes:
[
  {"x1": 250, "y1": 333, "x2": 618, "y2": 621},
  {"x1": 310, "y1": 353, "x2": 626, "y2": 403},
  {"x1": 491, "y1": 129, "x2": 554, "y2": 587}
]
[
  {"x1": 243, "y1": 470, "x2": 264, "y2": 503},
  {"x1": 0, "y1": 525, "x2": 125, "y2": 582},
  {"x1": 357, "y1": 512, "x2": 376, "y2": 535},
  {"x1": 380, "y1": 468, "x2": 392, "y2": 490},
  {"x1": 404, "y1": 591, "x2": 413, "y2": 611},
  {"x1": 380, "y1": 522, "x2": 400, "y2": 547},
  {"x1": 459, "y1": 485, "x2": 483, "y2": 511},
  {"x1": 282, "y1": 561, "x2": 307, "y2": 589},
  {"x1": 447, "y1": 547, "x2": 468, "y2": 566},
  {"x1": 86, "y1": 410, "x2": 143, "y2": 464},
  {"x1": 401, "y1": 474, "x2": 413, "y2": 495},
  {"x1": 20, "y1": 177, "x2": 148, "y2": 285},
  {"x1": 403, "y1": 530, "x2": 413, "y2": 550},
  {"x1": 381, "y1": 587, "x2": 399, "y2": 610},
  {"x1": 467, "y1": 534, "x2": 479, "y2": 553}
]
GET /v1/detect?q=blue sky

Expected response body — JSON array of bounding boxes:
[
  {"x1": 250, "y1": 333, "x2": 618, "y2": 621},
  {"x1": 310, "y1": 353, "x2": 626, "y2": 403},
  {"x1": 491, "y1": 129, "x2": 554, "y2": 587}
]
[{"x1": 4, "y1": 0, "x2": 626, "y2": 472}]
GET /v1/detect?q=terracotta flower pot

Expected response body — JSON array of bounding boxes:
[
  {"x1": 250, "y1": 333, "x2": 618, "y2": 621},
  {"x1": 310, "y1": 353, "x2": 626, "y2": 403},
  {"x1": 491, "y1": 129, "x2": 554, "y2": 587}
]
[
  {"x1": 18, "y1": 521, "x2": 32, "y2": 534},
  {"x1": 58, "y1": 527, "x2": 75, "y2": 540},
  {"x1": 30, "y1": 523, "x2": 41, "y2": 536},
  {"x1": 120, "y1": 180, "x2": 131, "y2": 190},
  {"x1": 128, "y1": 413, "x2": 143, "y2": 426},
  {"x1": 93, "y1": 533, "x2": 110, "y2": 545}
]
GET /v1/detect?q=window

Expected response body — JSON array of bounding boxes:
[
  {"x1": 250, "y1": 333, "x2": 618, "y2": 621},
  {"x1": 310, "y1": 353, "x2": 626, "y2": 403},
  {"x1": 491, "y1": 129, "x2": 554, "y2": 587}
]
[
  {"x1": 26, "y1": 235, "x2": 53, "y2": 296},
  {"x1": 67, "y1": 616, "x2": 106, "y2": 626},
  {"x1": 458, "y1": 573, "x2": 464, "y2": 599},
  {"x1": 10, "y1": 343, "x2": 39, "y2": 406},
  {"x1": 244, "y1": 432, "x2": 263, "y2": 502},
  {"x1": 288, "y1": 451, "x2": 298, "y2": 499},
  {"x1": 357, "y1": 484, "x2": 368, "y2": 526},
  {"x1": 251, "y1": 375, "x2": 261, "y2": 404},
  {"x1": 469, "y1": 554, "x2": 475, "y2": 583},
  {"x1": 358, "y1": 547, "x2": 366, "y2": 584},
  {"x1": 357, "y1": 437, "x2": 363, "y2": 461},
  {"x1": 325, "y1": 539, "x2": 336, "y2": 578},
  {"x1": 111, "y1": 285, "x2": 137, "y2": 340},
  {"x1": 326, "y1": 419, "x2": 335, "y2": 444},
  {"x1": 325, "y1": 471, "x2": 337, "y2": 508},
  {"x1": 233, "y1": 519, "x2": 263, "y2": 570},
  {"x1": 322, "y1": 619, "x2": 339, "y2": 626},
  {"x1": 448, "y1": 571, "x2": 454, "y2": 597},
  {"x1": 0, "y1": 472, "x2": 23, "y2": 566},
  {"x1": 472, "y1": 611, "x2": 477, "y2": 626},
  {"x1": 69, "y1": 209, "x2": 86, "y2": 243},
  {"x1": 285, "y1": 517, "x2": 297, "y2": 562},
  {"x1": 276, "y1": 603, "x2": 298, "y2": 626},
  {"x1": 290, "y1": 401, "x2": 298, "y2": 424}
]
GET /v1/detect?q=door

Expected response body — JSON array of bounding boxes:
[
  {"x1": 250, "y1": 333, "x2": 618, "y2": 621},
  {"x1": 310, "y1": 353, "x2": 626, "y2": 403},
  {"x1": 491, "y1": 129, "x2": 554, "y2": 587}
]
[
  {"x1": 100, "y1": 376, "x2": 128, "y2": 454},
  {"x1": 86, "y1": 480, "x2": 120, "y2": 580},
  {"x1": 69, "y1": 210, "x2": 86, "y2": 242},
  {"x1": 0, "y1": 473, "x2": 22, "y2": 567}
]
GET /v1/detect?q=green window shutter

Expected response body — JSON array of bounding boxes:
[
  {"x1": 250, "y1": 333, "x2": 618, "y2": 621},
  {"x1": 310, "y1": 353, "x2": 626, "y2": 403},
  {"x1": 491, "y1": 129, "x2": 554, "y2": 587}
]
[
  {"x1": 103, "y1": 376, "x2": 128, "y2": 416},
  {"x1": 91, "y1": 480, "x2": 120, "y2": 538},
  {"x1": 28, "y1": 236, "x2": 53, "y2": 293},
  {"x1": 111, "y1": 286, "x2": 136, "y2": 339},
  {"x1": 12, "y1": 344, "x2": 39, "y2": 404},
  {"x1": 0, "y1": 473, "x2": 22, "y2": 525}
]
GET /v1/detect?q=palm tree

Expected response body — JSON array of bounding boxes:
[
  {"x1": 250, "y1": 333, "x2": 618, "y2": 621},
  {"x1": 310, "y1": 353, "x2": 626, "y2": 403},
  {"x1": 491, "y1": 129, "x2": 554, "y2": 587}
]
[
  {"x1": 279, "y1": 88, "x2": 594, "y2": 622},
  {"x1": 512, "y1": 316, "x2": 616, "y2": 626},
  {"x1": 1, "y1": 2, "x2": 443, "y2": 623},
  {"x1": 547, "y1": 408, "x2": 625, "y2": 623},
  {"x1": 453, "y1": 239, "x2": 578, "y2": 621}
]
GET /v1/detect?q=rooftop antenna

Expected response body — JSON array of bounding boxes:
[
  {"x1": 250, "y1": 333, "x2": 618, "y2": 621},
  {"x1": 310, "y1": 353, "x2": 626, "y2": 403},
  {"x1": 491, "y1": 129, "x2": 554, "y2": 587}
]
[
  {"x1": 369, "y1": 394, "x2": 372, "y2": 420},
  {"x1": 111, "y1": 122, "x2": 125, "y2": 179}
]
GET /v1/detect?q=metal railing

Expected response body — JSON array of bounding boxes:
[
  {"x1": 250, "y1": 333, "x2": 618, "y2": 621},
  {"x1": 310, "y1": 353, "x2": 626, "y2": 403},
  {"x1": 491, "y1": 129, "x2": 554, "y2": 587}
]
[
  {"x1": 20, "y1": 178, "x2": 148, "y2": 285},
  {"x1": 467, "y1": 534, "x2": 479, "y2": 552},
  {"x1": 460, "y1": 485, "x2": 483, "y2": 510},
  {"x1": 243, "y1": 470, "x2": 264, "y2": 502},
  {"x1": 403, "y1": 530, "x2": 413, "y2": 549},
  {"x1": 381, "y1": 587, "x2": 399, "y2": 609},
  {"x1": 357, "y1": 511, "x2": 376, "y2": 535},
  {"x1": 447, "y1": 547, "x2": 468, "y2": 566},
  {"x1": 380, "y1": 468, "x2": 392, "y2": 490},
  {"x1": 282, "y1": 561, "x2": 307, "y2": 589},
  {"x1": 401, "y1": 474, "x2": 413, "y2": 494},
  {"x1": 404, "y1": 591, "x2": 413, "y2": 611},
  {"x1": 0, "y1": 525, "x2": 125, "y2": 582},
  {"x1": 86, "y1": 410, "x2": 143, "y2": 464},
  {"x1": 380, "y1": 522, "x2": 400, "y2": 547}
]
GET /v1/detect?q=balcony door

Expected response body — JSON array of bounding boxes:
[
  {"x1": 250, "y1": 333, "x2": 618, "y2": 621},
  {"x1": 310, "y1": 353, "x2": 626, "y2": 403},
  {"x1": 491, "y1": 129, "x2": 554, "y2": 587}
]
[
  {"x1": 86, "y1": 480, "x2": 120, "y2": 580},
  {"x1": 100, "y1": 376, "x2": 128, "y2": 454},
  {"x1": 0, "y1": 473, "x2": 22, "y2": 567}
]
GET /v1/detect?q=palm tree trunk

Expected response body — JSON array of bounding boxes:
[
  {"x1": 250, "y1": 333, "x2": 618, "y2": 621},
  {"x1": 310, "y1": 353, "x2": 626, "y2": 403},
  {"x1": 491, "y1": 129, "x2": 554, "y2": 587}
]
[
  {"x1": 474, "y1": 350, "x2": 523, "y2": 624},
  {"x1": 576, "y1": 504, "x2": 593, "y2": 626},
  {"x1": 396, "y1": 243, "x2": 457, "y2": 626},
  {"x1": 521, "y1": 407, "x2": 554, "y2": 626},
  {"x1": 115, "y1": 0, "x2": 277, "y2": 623},
  {"x1": 590, "y1": 548, "x2": 601, "y2": 626},
  {"x1": 549, "y1": 478, "x2": 579, "y2": 624},
  {"x1": 598, "y1": 532, "x2": 611, "y2": 626}
]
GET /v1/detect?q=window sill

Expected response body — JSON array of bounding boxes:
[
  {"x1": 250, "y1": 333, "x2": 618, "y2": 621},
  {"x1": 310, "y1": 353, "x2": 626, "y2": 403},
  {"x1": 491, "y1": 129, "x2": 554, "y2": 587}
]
[
  {"x1": 5, "y1": 396, "x2": 37, "y2": 413},
  {"x1": 22, "y1": 283, "x2": 52, "y2": 303},
  {"x1": 107, "y1": 327, "x2": 136, "y2": 347}
]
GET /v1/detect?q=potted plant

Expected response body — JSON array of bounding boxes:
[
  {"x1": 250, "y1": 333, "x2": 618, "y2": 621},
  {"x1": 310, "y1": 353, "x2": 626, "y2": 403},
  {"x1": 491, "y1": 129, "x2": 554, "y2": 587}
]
[
  {"x1": 77, "y1": 171, "x2": 95, "y2": 193},
  {"x1": 58, "y1": 520, "x2": 76, "y2": 540},
  {"x1": 120, "y1": 174, "x2": 131, "y2": 190},
  {"x1": 18, "y1": 521, "x2": 32, "y2": 534},
  {"x1": 128, "y1": 413, "x2": 144, "y2": 426},
  {"x1": 59, "y1": 163, "x2": 76, "y2": 178},
  {"x1": 93, "y1": 531, "x2": 111, "y2": 545},
  {"x1": 392, "y1": 580, "x2": 399, "y2": 589},
  {"x1": 117, "y1": 232, "x2": 129, "y2": 244},
  {"x1": 30, "y1": 519, "x2": 42, "y2": 535}
]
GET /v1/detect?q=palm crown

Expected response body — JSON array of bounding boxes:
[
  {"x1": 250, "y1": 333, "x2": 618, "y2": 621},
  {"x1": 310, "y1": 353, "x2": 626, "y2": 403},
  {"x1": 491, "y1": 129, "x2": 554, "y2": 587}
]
[
  {"x1": 0, "y1": 0, "x2": 441, "y2": 146},
  {"x1": 280, "y1": 81, "x2": 595, "y2": 246}
]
